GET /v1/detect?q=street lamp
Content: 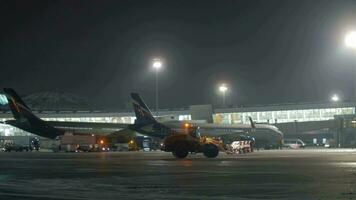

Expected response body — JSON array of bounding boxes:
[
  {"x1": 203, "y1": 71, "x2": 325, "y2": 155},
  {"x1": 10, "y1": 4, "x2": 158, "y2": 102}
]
[
  {"x1": 331, "y1": 94, "x2": 339, "y2": 102},
  {"x1": 152, "y1": 58, "x2": 162, "y2": 116},
  {"x1": 153, "y1": 59, "x2": 162, "y2": 69},
  {"x1": 345, "y1": 31, "x2": 356, "y2": 49},
  {"x1": 219, "y1": 84, "x2": 228, "y2": 107}
]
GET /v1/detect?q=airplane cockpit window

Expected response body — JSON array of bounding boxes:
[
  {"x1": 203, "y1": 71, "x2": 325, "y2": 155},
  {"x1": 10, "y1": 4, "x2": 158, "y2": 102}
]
[{"x1": 0, "y1": 94, "x2": 8, "y2": 105}]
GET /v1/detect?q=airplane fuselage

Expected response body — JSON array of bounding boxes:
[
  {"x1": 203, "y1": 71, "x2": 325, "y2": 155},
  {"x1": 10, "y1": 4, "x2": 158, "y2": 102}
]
[{"x1": 5, "y1": 119, "x2": 128, "y2": 139}]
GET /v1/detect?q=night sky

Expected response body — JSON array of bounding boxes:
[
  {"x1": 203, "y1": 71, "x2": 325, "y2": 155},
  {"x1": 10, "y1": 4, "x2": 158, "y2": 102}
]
[{"x1": 1, "y1": 0, "x2": 356, "y2": 109}]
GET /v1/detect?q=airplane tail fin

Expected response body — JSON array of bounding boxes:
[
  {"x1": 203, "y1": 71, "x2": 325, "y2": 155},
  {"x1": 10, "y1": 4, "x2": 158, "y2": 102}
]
[
  {"x1": 248, "y1": 116, "x2": 256, "y2": 130},
  {"x1": 3, "y1": 88, "x2": 62, "y2": 139},
  {"x1": 3, "y1": 88, "x2": 32, "y2": 120},
  {"x1": 131, "y1": 93, "x2": 157, "y2": 126}
]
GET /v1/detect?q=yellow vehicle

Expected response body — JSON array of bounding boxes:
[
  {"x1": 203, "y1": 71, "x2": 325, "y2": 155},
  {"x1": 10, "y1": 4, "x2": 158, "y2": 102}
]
[{"x1": 160, "y1": 125, "x2": 225, "y2": 158}]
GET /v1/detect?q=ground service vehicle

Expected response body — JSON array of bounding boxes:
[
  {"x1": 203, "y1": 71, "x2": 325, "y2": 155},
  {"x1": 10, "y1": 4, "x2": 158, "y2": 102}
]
[
  {"x1": 283, "y1": 138, "x2": 306, "y2": 149},
  {"x1": 160, "y1": 125, "x2": 225, "y2": 158},
  {"x1": 1, "y1": 136, "x2": 40, "y2": 152},
  {"x1": 59, "y1": 135, "x2": 109, "y2": 152},
  {"x1": 228, "y1": 140, "x2": 253, "y2": 154},
  {"x1": 4, "y1": 143, "x2": 31, "y2": 152}
]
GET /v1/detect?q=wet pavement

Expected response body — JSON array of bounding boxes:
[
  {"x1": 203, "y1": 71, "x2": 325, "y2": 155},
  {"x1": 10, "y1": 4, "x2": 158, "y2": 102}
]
[{"x1": 0, "y1": 149, "x2": 356, "y2": 200}]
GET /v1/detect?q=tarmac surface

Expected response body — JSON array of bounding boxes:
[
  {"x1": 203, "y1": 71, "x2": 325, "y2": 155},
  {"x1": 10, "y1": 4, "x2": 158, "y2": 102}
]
[{"x1": 0, "y1": 149, "x2": 356, "y2": 200}]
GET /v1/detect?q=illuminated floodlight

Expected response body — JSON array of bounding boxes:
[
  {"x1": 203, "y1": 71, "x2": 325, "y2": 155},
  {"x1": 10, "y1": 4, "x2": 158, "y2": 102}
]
[
  {"x1": 219, "y1": 84, "x2": 228, "y2": 107},
  {"x1": 345, "y1": 31, "x2": 356, "y2": 49},
  {"x1": 219, "y1": 84, "x2": 228, "y2": 92},
  {"x1": 331, "y1": 94, "x2": 339, "y2": 102},
  {"x1": 153, "y1": 59, "x2": 162, "y2": 69}
]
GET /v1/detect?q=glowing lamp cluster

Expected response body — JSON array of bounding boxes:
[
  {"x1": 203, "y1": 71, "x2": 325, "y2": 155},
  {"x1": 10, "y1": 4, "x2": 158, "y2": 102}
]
[
  {"x1": 152, "y1": 59, "x2": 162, "y2": 69},
  {"x1": 219, "y1": 84, "x2": 228, "y2": 92},
  {"x1": 331, "y1": 94, "x2": 339, "y2": 102},
  {"x1": 345, "y1": 31, "x2": 356, "y2": 49}
]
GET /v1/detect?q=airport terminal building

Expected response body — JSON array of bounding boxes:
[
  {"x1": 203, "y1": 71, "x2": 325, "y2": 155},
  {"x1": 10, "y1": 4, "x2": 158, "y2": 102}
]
[{"x1": 1, "y1": 92, "x2": 356, "y2": 147}]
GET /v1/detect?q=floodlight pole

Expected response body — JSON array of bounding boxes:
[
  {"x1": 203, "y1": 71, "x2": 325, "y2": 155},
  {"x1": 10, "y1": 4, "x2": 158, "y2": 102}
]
[
  {"x1": 222, "y1": 90, "x2": 226, "y2": 107},
  {"x1": 219, "y1": 84, "x2": 228, "y2": 107},
  {"x1": 152, "y1": 59, "x2": 162, "y2": 117},
  {"x1": 155, "y1": 69, "x2": 159, "y2": 117},
  {"x1": 354, "y1": 67, "x2": 356, "y2": 100},
  {"x1": 345, "y1": 31, "x2": 356, "y2": 100}
]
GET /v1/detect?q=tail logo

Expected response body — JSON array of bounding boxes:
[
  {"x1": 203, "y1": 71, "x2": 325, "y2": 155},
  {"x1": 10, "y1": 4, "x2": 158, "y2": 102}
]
[
  {"x1": 133, "y1": 99, "x2": 152, "y2": 118},
  {"x1": 134, "y1": 104, "x2": 145, "y2": 117},
  {"x1": 10, "y1": 97, "x2": 21, "y2": 113}
]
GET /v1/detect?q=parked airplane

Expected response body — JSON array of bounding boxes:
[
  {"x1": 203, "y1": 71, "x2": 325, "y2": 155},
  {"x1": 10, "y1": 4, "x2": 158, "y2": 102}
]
[
  {"x1": 2, "y1": 88, "x2": 128, "y2": 139},
  {"x1": 130, "y1": 93, "x2": 284, "y2": 149}
]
